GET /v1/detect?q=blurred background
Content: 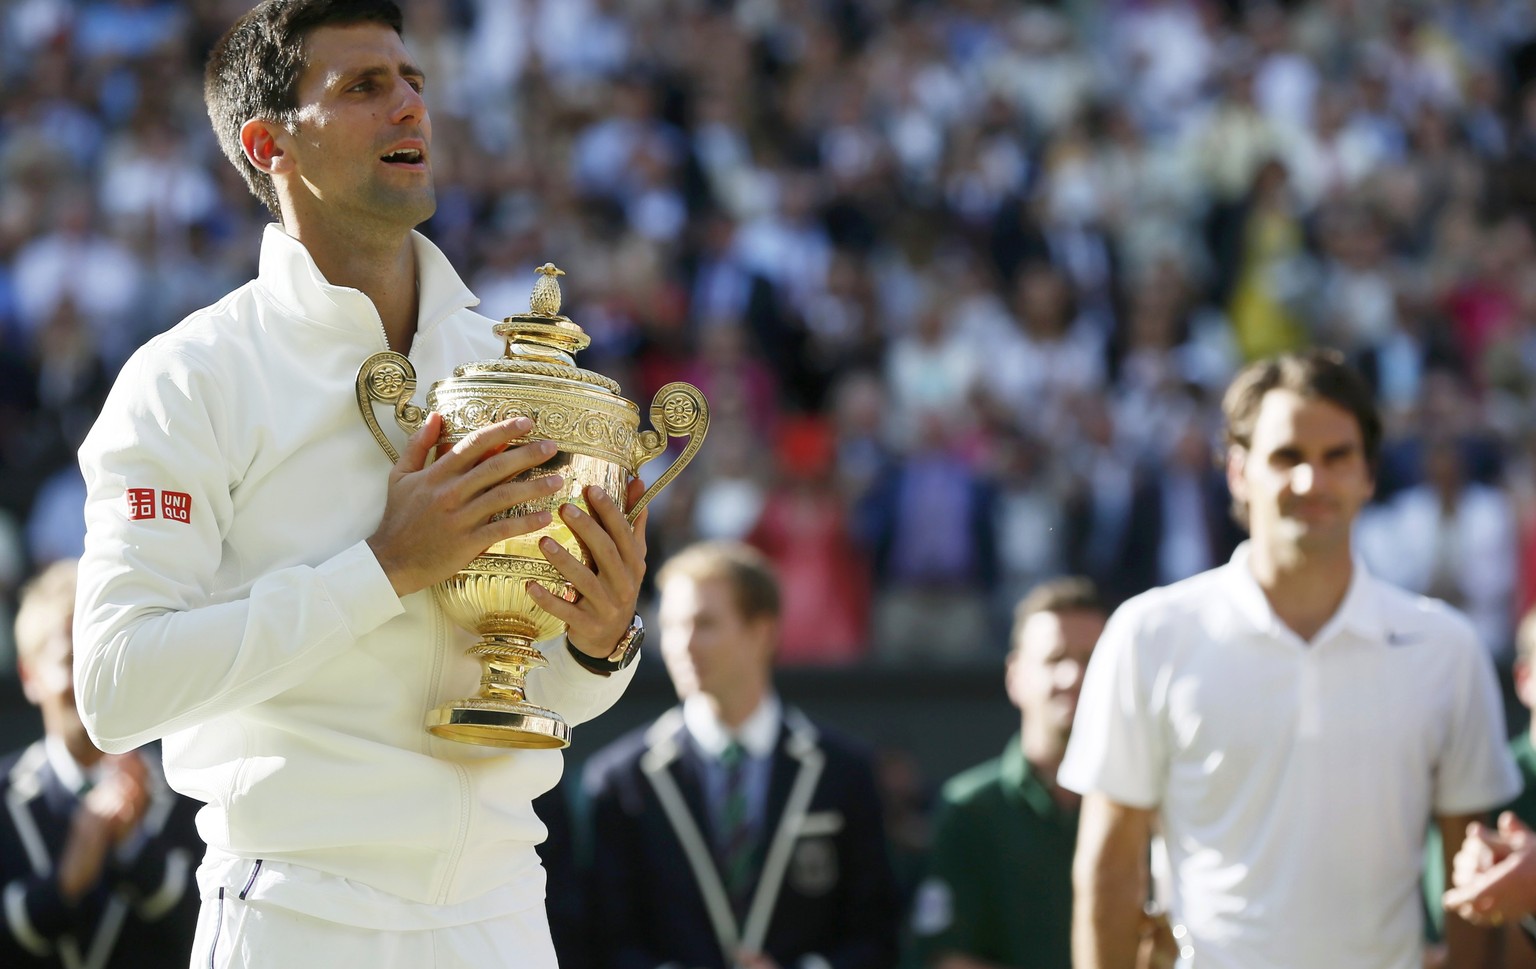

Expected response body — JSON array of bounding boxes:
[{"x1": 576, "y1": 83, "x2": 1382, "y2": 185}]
[{"x1": 3, "y1": 0, "x2": 1536, "y2": 846}]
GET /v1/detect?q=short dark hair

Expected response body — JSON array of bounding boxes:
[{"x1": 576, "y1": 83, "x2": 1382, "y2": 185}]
[
  {"x1": 1222, "y1": 348, "x2": 1381, "y2": 523},
  {"x1": 204, "y1": 0, "x2": 403, "y2": 219},
  {"x1": 656, "y1": 541, "x2": 780, "y2": 623},
  {"x1": 1012, "y1": 576, "x2": 1106, "y2": 634},
  {"x1": 1223, "y1": 348, "x2": 1381, "y2": 466}
]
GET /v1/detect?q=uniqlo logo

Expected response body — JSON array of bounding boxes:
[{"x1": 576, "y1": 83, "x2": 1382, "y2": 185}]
[
  {"x1": 161, "y1": 491, "x2": 192, "y2": 524},
  {"x1": 127, "y1": 488, "x2": 156, "y2": 520}
]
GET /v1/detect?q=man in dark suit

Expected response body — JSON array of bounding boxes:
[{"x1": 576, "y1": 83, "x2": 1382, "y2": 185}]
[
  {"x1": 582, "y1": 541, "x2": 899, "y2": 969},
  {"x1": 2, "y1": 559, "x2": 201, "y2": 968}
]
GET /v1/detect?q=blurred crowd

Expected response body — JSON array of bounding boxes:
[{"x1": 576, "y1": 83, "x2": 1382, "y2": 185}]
[{"x1": 5, "y1": 0, "x2": 1536, "y2": 668}]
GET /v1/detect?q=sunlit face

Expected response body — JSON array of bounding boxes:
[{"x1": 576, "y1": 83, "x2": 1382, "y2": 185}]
[
  {"x1": 1006, "y1": 608, "x2": 1105, "y2": 736},
  {"x1": 19, "y1": 605, "x2": 90, "y2": 753},
  {"x1": 658, "y1": 575, "x2": 773, "y2": 705},
  {"x1": 1228, "y1": 389, "x2": 1375, "y2": 554},
  {"x1": 272, "y1": 23, "x2": 435, "y2": 230}
]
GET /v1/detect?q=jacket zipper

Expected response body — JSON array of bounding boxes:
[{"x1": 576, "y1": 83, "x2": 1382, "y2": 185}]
[
  {"x1": 391, "y1": 295, "x2": 471, "y2": 904},
  {"x1": 424, "y1": 583, "x2": 473, "y2": 904}
]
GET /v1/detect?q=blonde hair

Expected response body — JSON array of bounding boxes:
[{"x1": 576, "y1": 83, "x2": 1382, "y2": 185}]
[{"x1": 14, "y1": 559, "x2": 78, "y2": 667}]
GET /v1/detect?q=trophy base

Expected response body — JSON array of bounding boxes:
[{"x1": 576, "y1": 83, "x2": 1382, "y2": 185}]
[{"x1": 427, "y1": 700, "x2": 571, "y2": 749}]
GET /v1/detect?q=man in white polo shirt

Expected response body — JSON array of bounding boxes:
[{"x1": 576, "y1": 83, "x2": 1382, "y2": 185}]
[{"x1": 1061, "y1": 349, "x2": 1519, "y2": 969}]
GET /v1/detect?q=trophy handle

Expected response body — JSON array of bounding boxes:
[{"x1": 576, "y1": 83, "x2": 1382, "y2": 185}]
[
  {"x1": 356, "y1": 351, "x2": 427, "y2": 463},
  {"x1": 628, "y1": 382, "x2": 709, "y2": 524}
]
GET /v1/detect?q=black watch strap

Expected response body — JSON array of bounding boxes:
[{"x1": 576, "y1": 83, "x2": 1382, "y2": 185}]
[{"x1": 566, "y1": 614, "x2": 644, "y2": 676}]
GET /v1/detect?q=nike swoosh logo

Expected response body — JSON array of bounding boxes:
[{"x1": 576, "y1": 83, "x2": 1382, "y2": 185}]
[{"x1": 1385, "y1": 631, "x2": 1423, "y2": 647}]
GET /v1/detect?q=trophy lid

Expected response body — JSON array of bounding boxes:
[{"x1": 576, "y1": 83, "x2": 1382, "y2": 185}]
[{"x1": 458, "y1": 263, "x2": 621, "y2": 395}]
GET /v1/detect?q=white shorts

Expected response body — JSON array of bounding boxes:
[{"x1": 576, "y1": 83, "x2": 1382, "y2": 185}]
[{"x1": 188, "y1": 890, "x2": 559, "y2": 969}]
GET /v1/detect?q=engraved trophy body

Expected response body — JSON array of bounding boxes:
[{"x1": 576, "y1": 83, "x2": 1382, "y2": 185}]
[{"x1": 356, "y1": 265, "x2": 707, "y2": 750}]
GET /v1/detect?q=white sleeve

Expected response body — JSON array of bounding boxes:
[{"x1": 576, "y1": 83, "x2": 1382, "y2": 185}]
[
  {"x1": 1058, "y1": 598, "x2": 1167, "y2": 809},
  {"x1": 1433, "y1": 618, "x2": 1521, "y2": 816},
  {"x1": 74, "y1": 348, "x2": 404, "y2": 754},
  {"x1": 526, "y1": 636, "x2": 639, "y2": 729}
]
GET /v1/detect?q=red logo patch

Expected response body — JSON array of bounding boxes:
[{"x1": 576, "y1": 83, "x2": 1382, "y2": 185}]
[
  {"x1": 161, "y1": 491, "x2": 192, "y2": 524},
  {"x1": 127, "y1": 488, "x2": 156, "y2": 520}
]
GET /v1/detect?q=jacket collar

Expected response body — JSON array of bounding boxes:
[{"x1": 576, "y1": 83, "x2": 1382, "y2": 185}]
[{"x1": 254, "y1": 224, "x2": 478, "y2": 343}]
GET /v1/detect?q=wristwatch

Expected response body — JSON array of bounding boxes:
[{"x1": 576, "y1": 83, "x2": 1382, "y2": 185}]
[{"x1": 566, "y1": 613, "x2": 645, "y2": 676}]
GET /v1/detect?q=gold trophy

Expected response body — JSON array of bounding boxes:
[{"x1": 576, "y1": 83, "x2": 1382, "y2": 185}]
[{"x1": 355, "y1": 264, "x2": 708, "y2": 750}]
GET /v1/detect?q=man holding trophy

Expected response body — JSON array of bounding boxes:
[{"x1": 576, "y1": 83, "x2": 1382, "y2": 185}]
[{"x1": 70, "y1": 1, "x2": 685, "y2": 966}]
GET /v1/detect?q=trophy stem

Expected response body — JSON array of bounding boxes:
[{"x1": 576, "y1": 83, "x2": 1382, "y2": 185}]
[{"x1": 426, "y1": 634, "x2": 571, "y2": 749}]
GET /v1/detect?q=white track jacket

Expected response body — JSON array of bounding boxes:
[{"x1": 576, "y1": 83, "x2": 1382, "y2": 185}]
[{"x1": 74, "y1": 225, "x2": 635, "y2": 913}]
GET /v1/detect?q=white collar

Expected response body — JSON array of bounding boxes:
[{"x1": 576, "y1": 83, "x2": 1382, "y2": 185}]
[
  {"x1": 44, "y1": 735, "x2": 99, "y2": 796},
  {"x1": 254, "y1": 224, "x2": 478, "y2": 341},
  {"x1": 1222, "y1": 540, "x2": 1383, "y2": 644},
  {"x1": 682, "y1": 693, "x2": 781, "y2": 760}
]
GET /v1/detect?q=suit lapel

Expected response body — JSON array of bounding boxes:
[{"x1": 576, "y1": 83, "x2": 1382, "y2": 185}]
[
  {"x1": 5, "y1": 744, "x2": 147, "y2": 969},
  {"x1": 739, "y1": 709, "x2": 824, "y2": 954},
  {"x1": 7, "y1": 742, "x2": 54, "y2": 878},
  {"x1": 641, "y1": 710, "x2": 741, "y2": 964}
]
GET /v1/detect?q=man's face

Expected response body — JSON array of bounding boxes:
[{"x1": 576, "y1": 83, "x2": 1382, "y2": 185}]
[
  {"x1": 19, "y1": 607, "x2": 90, "y2": 751},
  {"x1": 1006, "y1": 608, "x2": 1105, "y2": 736},
  {"x1": 658, "y1": 575, "x2": 771, "y2": 704},
  {"x1": 278, "y1": 23, "x2": 435, "y2": 229},
  {"x1": 1228, "y1": 389, "x2": 1375, "y2": 553}
]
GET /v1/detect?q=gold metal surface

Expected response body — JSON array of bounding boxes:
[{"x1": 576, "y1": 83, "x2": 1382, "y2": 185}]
[{"x1": 357, "y1": 264, "x2": 709, "y2": 749}]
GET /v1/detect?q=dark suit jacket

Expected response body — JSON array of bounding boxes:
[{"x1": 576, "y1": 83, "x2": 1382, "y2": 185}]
[
  {"x1": 1065, "y1": 465, "x2": 1242, "y2": 608},
  {"x1": 582, "y1": 706, "x2": 899, "y2": 969},
  {"x1": 533, "y1": 781, "x2": 591, "y2": 969},
  {"x1": 0, "y1": 742, "x2": 202, "y2": 969}
]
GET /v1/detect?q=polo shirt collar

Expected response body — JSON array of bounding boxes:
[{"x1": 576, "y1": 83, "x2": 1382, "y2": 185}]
[
  {"x1": 1000, "y1": 735, "x2": 1070, "y2": 820},
  {"x1": 1222, "y1": 540, "x2": 1383, "y2": 644},
  {"x1": 255, "y1": 223, "x2": 478, "y2": 343},
  {"x1": 683, "y1": 692, "x2": 781, "y2": 760}
]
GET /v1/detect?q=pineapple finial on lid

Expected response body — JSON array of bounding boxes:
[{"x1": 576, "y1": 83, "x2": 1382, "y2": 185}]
[{"x1": 530, "y1": 263, "x2": 566, "y2": 317}]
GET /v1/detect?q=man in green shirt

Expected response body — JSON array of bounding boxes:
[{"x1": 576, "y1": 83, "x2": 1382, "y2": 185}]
[
  {"x1": 1469, "y1": 608, "x2": 1536, "y2": 968},
  {"x1": 909, "y1": 578, "x2": 1107, "y2": 969},
  {"x1": 1505, "y1": 611, "x2": 1536, "y2": 829}
]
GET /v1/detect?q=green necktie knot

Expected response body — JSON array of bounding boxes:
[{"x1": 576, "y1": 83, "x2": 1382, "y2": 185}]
[{"x1": 720, "y1": 740, "x2": 746, "y2": 768}]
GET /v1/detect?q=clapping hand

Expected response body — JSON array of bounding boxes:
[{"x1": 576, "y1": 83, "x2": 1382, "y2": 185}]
[
  {"x1": 1443, "y1": 811, "x2": 1536, "y2": 927},
  {"x1": 57, "y1": 753, "x2": 150, "y2": 903}
]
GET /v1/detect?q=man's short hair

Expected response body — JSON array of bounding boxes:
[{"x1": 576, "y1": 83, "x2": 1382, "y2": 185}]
[
  {"x1": 1221, "y1": 348, "x2": 1382, "y2": 523},
  {"x1": 1222, "y1": 348, "x2": 1382, "y2": 469},
  {"x1": 656, "y1": 541, "x2": 780, "y2": 623},
  {"x1": 204, "y1": 0, "x2": 404, "y2": 219},
  {"x1": 1011, "y1": 576, "x2": 1106, "y2": 643},
  {"x1": 14, "y1": 559, "x2": 78, "y2": 668}
]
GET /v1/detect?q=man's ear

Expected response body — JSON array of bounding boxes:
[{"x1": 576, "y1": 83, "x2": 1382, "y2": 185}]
[
  {"x1": 17, "y1": 661, "x2": 39, "y2": 707},
  {"x1": 1516, "y1": 657, "x2": 1536, "y2": 713},
  {"x1": 748, "y1": 615, "x2": 779, "y2": 668},
  {"x1": 1225, "y1": 445, "x2": 1248, "y2": 504},
  {"x1": 1003, "y1": 647, "x2": 1026, "y2": 710},
  {"x1": 240, "y1": 118, "x2": 293, "y2": 175}
]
